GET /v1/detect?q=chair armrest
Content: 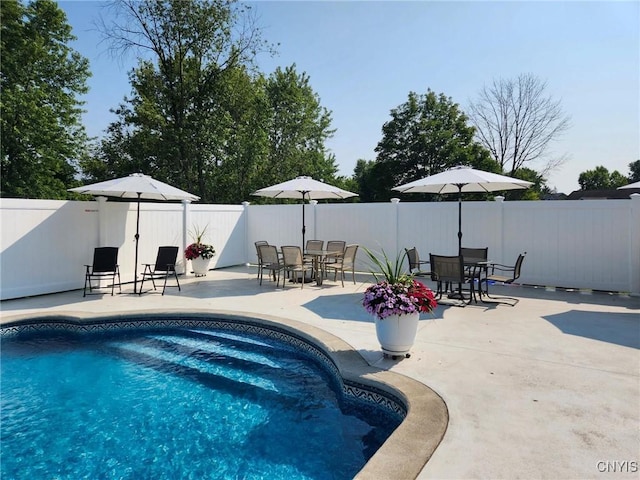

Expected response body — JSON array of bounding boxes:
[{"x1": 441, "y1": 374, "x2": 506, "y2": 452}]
[{"x1": 488, "y1": 263, "x2": 515, "y2": 274}]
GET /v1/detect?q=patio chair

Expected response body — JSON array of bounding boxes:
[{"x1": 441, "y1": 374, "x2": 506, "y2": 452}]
[
  {"x1": 461, "y1": 246, "x2": 488, "y2": 281},
  {"x1": 323, "y1": 240, "x2": 346, "y2": 277},
  {"x1": 254, "y1": 241, "x2": 269, "y2": 280},
  {"x1": 304, "y1": 239, "x2": 324, "y2": 264},
  {"x1": 139, "y1": 246, "x2": 180, "y2": 295},
  {"x1": 258, "y1": 244, "x2": 283, "y2": 287},
  {"x1": 324, "y1": 244, "x2": 358, "y2": 287},
  {"x1": 83, "y1": 247, "x2": 121, "y2": 297},
  {"x1": 405, "y1": 247, "x2": 431, "y2": 277},
  {"x1": 480, "y1": 252, "x2": 527, "y2": 305},
  {"x1": 282, "y1": 245, "x2": 314, "y2": 289},
  {"x1": 429, "y1": 254, "x2": 474, "y2": 305},
  {"x1": 305, "y1": 239, "x2": 324, "y2": 252}
]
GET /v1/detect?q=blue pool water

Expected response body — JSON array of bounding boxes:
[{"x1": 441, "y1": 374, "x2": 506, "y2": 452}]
[{"x1": 1, "y1": 327, "x2": 400, "y2": 479}]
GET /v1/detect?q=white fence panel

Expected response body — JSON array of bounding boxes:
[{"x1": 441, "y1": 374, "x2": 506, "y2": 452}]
[
  {"x1": 396, "y1": 200, "x2": 506, "y2": 263},
  {"x1": 317, "y1": 202, "x2": 398, "y2": 271},
  {"x1": 0, "y1": 199, "x2": 98, "y2": 299},
  {"x1": 506, "y1": 200, "x2": 632, "y2": 291},
  {"x1": 189, "y1": 204, "x2": 246, "y2": 269},
  {"x1": 248, "y1": 204, "x2": 305, "y2": 256},
  {"x1": 1, "y1": 196, "x2": 639, "y2": 300},
  {"x1": 100, "y1": 202, "x2": 185, "y2": 285}
]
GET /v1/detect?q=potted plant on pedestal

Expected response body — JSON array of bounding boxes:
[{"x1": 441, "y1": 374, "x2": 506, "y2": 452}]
[
  {"x1": 362, "y1": 249, "x2": 437, "y2": 359},
  {"x1": 185, "y1": 226, "x2": 215, "y2": 277}
]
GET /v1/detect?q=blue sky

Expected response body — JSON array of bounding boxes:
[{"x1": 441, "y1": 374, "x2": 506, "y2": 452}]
[{"x1": 60, "y1": 1, "x2": 639, "y2": 194}]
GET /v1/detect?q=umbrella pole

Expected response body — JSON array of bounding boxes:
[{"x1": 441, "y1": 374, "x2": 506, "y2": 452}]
[
  {"x1": 301, "y1": 191, "x2": 307, "y2": 250},
  {"x1": 134, "y1": 193, "x2": 141, "y2": 294},
  {"x1": 456, "y1": 185, "x2": 464, "y2": 300},
  {"x1": 457, "y1": 185, "x2": 463, "y2": 255}
]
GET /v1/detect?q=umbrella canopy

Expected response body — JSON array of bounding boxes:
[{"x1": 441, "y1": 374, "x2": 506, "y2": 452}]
[
  {"x1": 69, "y1": 173, "x2": 200, "y2": 201},
  {"x1": 392, "y1": 166, "x2": 533, "y2": 253},
  {"x1": 252, "y1": 176, "x2": 357, "y2": 248},
  {"x1": 69, "y1": 173, "x2": 199, "y2": 293},
  {"x1": 618, "y1": 180, "x2": 640, "y2": 189}
]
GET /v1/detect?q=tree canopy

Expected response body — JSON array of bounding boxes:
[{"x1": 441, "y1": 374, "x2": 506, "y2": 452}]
[
  {"x1": 81, "y1": 0, "x2": 339, "y2": 204},
  {"x1": 627, "y1": 160, "x2": 640, "y2": 183},
  {"x1": 578, "y1": 165, "x2": 629, "y2": 190},
  {"x1": 355, "y1": 90, "x2": 495, "y2": 202},
  {"x1": 1, "y1": 0, "x2": 91, "y2": 199}
]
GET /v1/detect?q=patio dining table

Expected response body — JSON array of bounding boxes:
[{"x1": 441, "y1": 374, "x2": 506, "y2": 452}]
[{"x1": 304, "y1": 249, "x2": 344, "y2": 286}]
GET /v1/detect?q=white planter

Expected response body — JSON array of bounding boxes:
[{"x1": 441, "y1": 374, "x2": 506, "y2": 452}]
[
  {"x1": 191, "y1": 256, "x2": 212, "y2": 277},
  {"x1": 374, "y1": 312, "x2": 420, "y2": 358}
]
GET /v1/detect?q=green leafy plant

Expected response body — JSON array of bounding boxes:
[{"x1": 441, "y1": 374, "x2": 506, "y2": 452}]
[
  {"x1": 362, "y1": 247, "x2": 412, "y2": 286},
  {"x1": 361, "y1": 247, "x2": 437, "y2": 319},
  {"x1": 185, "y1": 225, "x2": 215, "y2": 260}
]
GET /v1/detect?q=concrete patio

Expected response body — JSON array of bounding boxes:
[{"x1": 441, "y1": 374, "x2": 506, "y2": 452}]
[{"x1": 1, "y1": 266, "x2": 638, "y2": 479}]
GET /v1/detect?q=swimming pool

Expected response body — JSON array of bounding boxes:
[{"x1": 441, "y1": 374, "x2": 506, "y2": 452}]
[{"x1": 1, "y1": 313, "x2": 411, "y2": 479}]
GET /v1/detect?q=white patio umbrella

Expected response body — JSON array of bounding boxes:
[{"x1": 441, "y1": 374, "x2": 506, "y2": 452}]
[
  {"x1": 69, "y1": 173, "x2": 199, "y2": 293},
  {"x1": 392, "y1": 165, "x2": 533, "y2": 254},
  {"x1": 618, "y1": 180, "x2": 640, "y2": 189},
  {"x1": 252, "y1": 176, "x2": 357, "y2": 249}
]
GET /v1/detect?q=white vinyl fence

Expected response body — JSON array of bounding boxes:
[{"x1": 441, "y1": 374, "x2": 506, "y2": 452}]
[{"x1": 1, "y1": 195, "x2": 639, "y2": 300}]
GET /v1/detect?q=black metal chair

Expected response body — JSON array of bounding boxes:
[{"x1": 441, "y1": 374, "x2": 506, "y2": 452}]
[
  {"x1": 84, "y1": 247, "x2": 121, "y2": 297},
  {"x1": 405, "y1": 247, "x2": 431, "y2": 277},
  {"x1": 429, "y1": 254, "x2": 474, "y2": 305},
  {"x1": 480, "y1": 252, "x2": 527, "y2": 305},
  {"x1": 461, "y1": 246, "x2": 488, "y2": 279},
  {"x1": 139, "y1": 246, "x2": 180, "y2": 295}
]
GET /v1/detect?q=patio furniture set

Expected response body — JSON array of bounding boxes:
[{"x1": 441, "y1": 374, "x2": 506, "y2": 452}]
[
  {"x1": 255, "y1": 240, "x2": 359, "y2": 289},
  {"x1": 406, "y1": 246, "x2": 526, "y2": 306},
  {"x1": 76, "y1": 166, "x2": 533, "y2": 302},
  {"x1": 83, "y1": 240, "x2": 524, "y2": 305}
]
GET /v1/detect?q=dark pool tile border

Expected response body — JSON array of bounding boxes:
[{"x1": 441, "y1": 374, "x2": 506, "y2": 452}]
[{"x1": 1, "y1": 309, "x2": 448, "y2": 480}]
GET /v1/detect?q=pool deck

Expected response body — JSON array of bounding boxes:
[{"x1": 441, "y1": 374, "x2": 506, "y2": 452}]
[{"x1": 1, "y1": 266, "x2": 639, "y2": 479}]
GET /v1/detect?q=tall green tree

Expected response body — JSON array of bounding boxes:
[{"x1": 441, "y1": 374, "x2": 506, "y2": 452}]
[
  {"x1": 1, "y1": 0, "x2": 90, "y2": 199},
  {"x1": 258, "y1": 65, "x2": 338, "y2": 192},
  {"x1": 508, "y1": 167, "x2": 546, "y2": 200},
  {"x1": 213, "y1": 68, "x2": 271, "y2": 203},
  {"x1": 361, "y1": 89, "x2": 494, "y2": 202},
  {"x1": 578, "y1": 165, "x2": 628, "y2": 190},
  {"x1": 628, "y1": 160, "x2": 640, "y2": 183},
  {"x1": 86, "y1": 1, "x2": 338, "y2": 204},
  {"x1": 84, "y1": 0, "x2": 272, "y2": 202}
]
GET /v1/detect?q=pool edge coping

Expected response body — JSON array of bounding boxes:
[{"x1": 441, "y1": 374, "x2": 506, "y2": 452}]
[{"x1": 1, "y1": 308, "x2": 449, "y2": 480}]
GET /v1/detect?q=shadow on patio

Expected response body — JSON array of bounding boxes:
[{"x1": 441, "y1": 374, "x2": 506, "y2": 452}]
[
  {"x1": 303, "y1": 292, "x2": 448, "y2": 323},
  {"x1": 543, "y1": 310, "x2": 640, "y2": 349}
]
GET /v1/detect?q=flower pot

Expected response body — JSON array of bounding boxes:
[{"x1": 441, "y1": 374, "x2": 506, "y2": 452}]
[
  {"x1": 191, "y1": 256, "x2": 211, "y2": 277},
  {"x1": 374, "y1": 312, "x2": 420, "y2": 358}
]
